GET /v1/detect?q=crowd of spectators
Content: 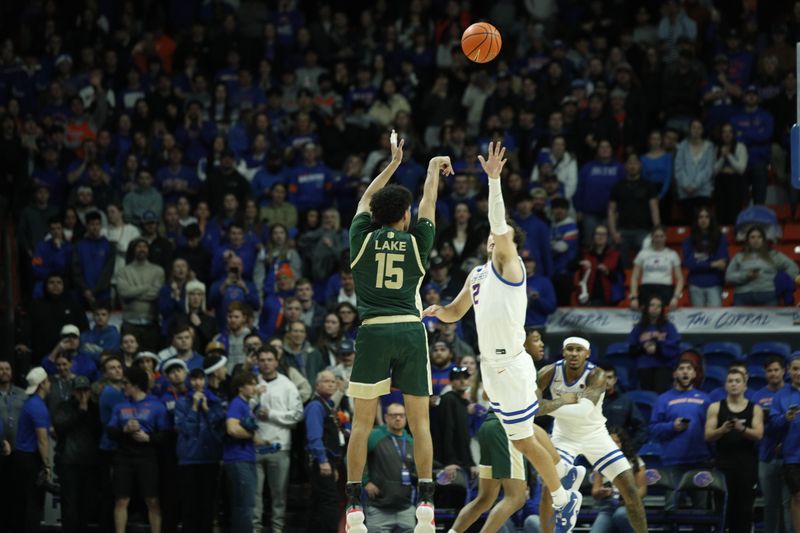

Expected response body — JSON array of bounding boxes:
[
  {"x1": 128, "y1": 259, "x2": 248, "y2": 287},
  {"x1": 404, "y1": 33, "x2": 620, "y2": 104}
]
[{"x1": 2, "y1": 0, "x2": 800, "y2": 531}]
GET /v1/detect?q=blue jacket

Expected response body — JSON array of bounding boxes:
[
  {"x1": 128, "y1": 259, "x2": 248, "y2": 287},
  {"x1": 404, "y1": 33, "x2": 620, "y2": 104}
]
[
  {"x1": 767, "y1": 384, "x2": 800, "y2": 464},
  {"x1": 158, "y1": 284, "x2": 186, "y2": 337},
  {"x1": 32, "y1": 239, "x2": 72, "y2": 298},
  {"x1": 175, "y1": 388, "x2": 226, "y2": 464},
  {"x1": 209, "y1": 277, "x2": 260, "y2": 327},
  {"x1": 160, "y1": 386, "x2": 191, "y2": 427},
  {"x1": 730, "y1": 108, "x2": 774, "y2": 166},
  {"x1": 574, "y1": 160, "x2": 625, "y2": 216},
  {"x1": 627, "y1": 322, "x2": 680, "y2": 370},
  {"x1": 80, "y1": 325, "x2": 121, "y2": 359},
  {"x1": 210, "y1": 242, "x2": 257, "y2": 281},
  {"x1": 525, "y1": 274, "x2": 557, "y2": 327},
  {"x1": 649, "y1": 388, "x2": 712, "y2": 466},
  {"x1": 73, "y1": 235, "x2": 114, "y2": 293},
  {"x1": 513, "y1": 213, "x2": 553, "y2": 277},
  {"x1": 287, "y1": 163, "x2": 333, "y2": 212},
  {"x1": 753, "y1": 385, "x2": 786, "y2": 462},
  {"x1": 682, "y1": 235, "x2": 728, "y2": 288},
  {"x1": 304, "y1": 395, "x2": 342, "y2": 463}
]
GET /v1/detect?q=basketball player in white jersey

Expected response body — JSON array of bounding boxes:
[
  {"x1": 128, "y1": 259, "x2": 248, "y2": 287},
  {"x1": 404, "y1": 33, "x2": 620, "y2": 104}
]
[
  {"x1": 536, "y1": 337, "x2": 648, "y2": 533},
  {"x1": 423, "y1": 142, "x2": 582, "y2": 533}
]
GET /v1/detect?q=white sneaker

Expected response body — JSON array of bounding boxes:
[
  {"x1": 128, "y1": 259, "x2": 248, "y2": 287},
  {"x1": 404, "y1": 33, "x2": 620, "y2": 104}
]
[
  {"x1": 346, "y1": 507, "x2": 368, "y2": 533},
  {"x1": 413, "y1": 502, "x2": 435, "y2": 533}
]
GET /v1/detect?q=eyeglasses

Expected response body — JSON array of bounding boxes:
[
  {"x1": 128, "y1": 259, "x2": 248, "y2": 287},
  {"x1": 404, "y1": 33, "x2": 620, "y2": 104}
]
[{"x1": 386, "y1": 413, "x2": 406, "y2": 418}]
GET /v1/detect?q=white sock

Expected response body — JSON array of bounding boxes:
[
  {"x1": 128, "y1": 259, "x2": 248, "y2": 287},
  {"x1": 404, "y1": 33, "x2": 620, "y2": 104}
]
[
  {"x1": 555, "y1": 459, "x2": 569, "y2": 479},
  {"x1": 419, "y1": 478, "x2": 433, "y2": 483},
  {"x1": 447, "y1": 530, "x2": 458, "y2": 533},
  {"x1": 551, "y1": 486, "x2": 569, "y2": 508}
]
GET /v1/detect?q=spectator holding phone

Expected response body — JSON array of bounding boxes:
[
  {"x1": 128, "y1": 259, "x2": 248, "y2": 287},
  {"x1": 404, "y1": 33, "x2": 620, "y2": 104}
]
[
  {"x1": 705, "y1": 367, "x2": 764, "y2": 533},
  {"x1": 725, "y1": 226, "x2": 799, "y2": 306},
  {"x1": 650, "y1": 361, "x2": 711, "y2": 481},
  {"x1": 768, "y1": 356, "x2": 800, "y2": 532},
  {"x1": 752, "y1": 357, "x2": 792, "y2": 533}
]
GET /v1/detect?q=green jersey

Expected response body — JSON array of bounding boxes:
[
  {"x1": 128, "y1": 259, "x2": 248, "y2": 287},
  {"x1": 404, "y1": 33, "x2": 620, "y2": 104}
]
[{"x1": 349, "y1": 212, "x2": 435, "y2": 320}]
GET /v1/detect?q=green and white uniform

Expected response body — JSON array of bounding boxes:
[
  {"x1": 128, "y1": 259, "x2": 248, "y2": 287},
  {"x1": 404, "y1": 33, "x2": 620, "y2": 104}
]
[
  {"x1": 347, "y1": 213, "x2": 435, "y2": 399},
  {"x1": 477, "y1": 411, "x2": 528, "y2": 480}
]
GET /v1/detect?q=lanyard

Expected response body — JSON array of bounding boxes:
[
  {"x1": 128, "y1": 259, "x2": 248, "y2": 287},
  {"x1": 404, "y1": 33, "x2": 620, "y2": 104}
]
[{"x1": 391, "y1": 436, "x2": 407, "y2": 464}]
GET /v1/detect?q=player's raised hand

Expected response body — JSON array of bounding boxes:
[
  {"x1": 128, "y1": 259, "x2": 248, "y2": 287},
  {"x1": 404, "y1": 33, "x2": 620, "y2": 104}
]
[
  {"x1": 422, "y1": 304, "x2": 443, "y2": 318},
  {"x1": 478, "y1": 141, "x2": 507, "y2": 179},
  {"x1": 390, "y1": 137, "x2": 404, "y2": 164},
  {"x1": 428, "y1": 156, "x2": 454, "y2": 176}
]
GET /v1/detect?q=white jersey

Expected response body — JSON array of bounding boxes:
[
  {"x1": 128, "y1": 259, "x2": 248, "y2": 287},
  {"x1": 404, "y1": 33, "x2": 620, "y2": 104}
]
[
  {"x1": 469, "y1": 257, "x2": 527, "y2": 365},
  {"x1": 547, "y1": 360, "x2": 607, "y2": 438}
]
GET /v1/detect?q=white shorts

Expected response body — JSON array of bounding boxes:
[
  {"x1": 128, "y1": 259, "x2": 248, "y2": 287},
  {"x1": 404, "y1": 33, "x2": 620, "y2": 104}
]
[
  {"x1": 551, "y1": 430, "x2": 632, "y2": 482},
  {"x1": 480, "y1": 352, "x2": 539, "y2": 441}
]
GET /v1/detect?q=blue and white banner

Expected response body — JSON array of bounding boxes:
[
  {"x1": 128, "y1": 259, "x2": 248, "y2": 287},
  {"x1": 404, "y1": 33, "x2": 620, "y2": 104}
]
[{"x1": 546, "y1": 307, "x2": 800, "y2": 335}]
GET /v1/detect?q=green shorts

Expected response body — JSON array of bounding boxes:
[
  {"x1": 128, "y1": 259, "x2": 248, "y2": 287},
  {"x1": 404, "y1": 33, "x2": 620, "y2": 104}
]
[
  {"x1": 348, "y1": 318, "x2": 430, "y2": 399},
  {"x1": 478, "y1": 412, "x2": 528, "y2": 480}
]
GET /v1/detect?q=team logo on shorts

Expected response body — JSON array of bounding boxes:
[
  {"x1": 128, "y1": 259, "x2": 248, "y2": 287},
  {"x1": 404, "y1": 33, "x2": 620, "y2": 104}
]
[
  {"x1": 692, "y1": 471, "x2": 714, "y2": 488},
  {"x1": 645, "y1": 468, "x2": 662, "y2": 486}
]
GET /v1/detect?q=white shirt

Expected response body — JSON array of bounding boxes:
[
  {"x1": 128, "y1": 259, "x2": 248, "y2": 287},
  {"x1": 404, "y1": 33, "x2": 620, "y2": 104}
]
[
  {"x1": 470, "y1": 257, "x2": 527, "y2": 365},
  {"x1": 634, "y1": 248, "x2": 680, "y2": 286},
  {"x1": 252, "y1": 373, "x2": 304, "y2": 451},
  {"x1": 547, "y1": 360, "x2": 607, "y2": 438}
]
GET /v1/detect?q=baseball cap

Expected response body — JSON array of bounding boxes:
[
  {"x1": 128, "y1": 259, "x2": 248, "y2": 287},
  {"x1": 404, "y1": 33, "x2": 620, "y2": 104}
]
[
  {"x1": 570, "y1": 79, "x2": 587, "y2": 89},
  {"x1": 141, "y1": 210, "x2": 159, "y2": 223},
  {"x1": 430, "y1": 256, "x2": 447, "y2": 269},
  {"x1": 60, "y1": 324, "x2": 80, "y2": 337},
  {"x1": 162, "y1": 358, "x2": 189, "y2": 373},
  {"x1": 337, "y1": 339, "x2": 355, "y2": 355},
  {"x1": 72, "y1": 375, "x2": 91, "y2": 389},
  {"x1": 449, "y1": 366, "x2": 470, "y2": 380},
  {"x1": 25, "y1": 367, "x2": 48, "y2": 395},
  {"x1": 745, "y1": 84, "x2": 759, "y2": 95}
]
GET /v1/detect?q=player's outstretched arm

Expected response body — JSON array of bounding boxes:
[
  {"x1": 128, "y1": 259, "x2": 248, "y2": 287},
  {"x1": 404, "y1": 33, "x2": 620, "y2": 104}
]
[
  {"x1": 417, "y1": 156, "x2": 453, "y2": 223},
  {"x1": 480, "y1": 142, "x2": 522, "y2": 282},
  {"x1": 422, "y1": 276, "x2": 472, "y2": 323},
  {"x1": 356, "y1": 137, "x2": 404, "y2": 216}
]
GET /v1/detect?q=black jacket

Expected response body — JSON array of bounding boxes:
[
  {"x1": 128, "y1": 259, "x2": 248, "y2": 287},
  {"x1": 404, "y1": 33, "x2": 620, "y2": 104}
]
[
  {"x1": 16, "y1": 293, "x2": 90, "y2": 361},
  {"x1": 432, "y1": 391, "x2": 474, "y2": 468},
  {"x1": 52, "y1": 397, "x2": 102, "y2": 466},
  {"x1": 602, "y1": 389, "x2": 647, "y2": 449}
]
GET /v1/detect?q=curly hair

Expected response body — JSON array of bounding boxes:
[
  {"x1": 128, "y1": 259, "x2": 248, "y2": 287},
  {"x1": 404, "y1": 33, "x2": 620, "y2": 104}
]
[
  {"x1": 506, "y1": 218, "x2": 526, "y2": 251},
  {"x1": 370, "y1": 184, "x2": 412, "y2": 226}
]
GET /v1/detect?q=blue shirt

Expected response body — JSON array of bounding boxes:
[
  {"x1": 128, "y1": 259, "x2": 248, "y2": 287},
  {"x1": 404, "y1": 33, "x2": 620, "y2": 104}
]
[
  {"x1": 108, "y1": 394, "x2": 170, "y2": 436},
  {"x1": 223, "y1": 395, "x2": 255, "y2": 463},
  {"x1": 767, "y1": 384, "x2": 800, "y2": 464},
  {"x1": 752, "y1": 385, "x2": 785, "y2": 462},
  {"x1": 41, "y1": 354, "x2": 98, "y2": 381},
  {"x1": 649, "y1": 388, "x2": 712, "y2": 466},
  {"x1": 640, "y1": 152, "x2": 673, "y2": 199},
  {"x1": 15, "y1": 394, "x2": 50, "y2": 453},
  {"x1": 99, "y1": 384, "x2": 126, "y2": 451}
]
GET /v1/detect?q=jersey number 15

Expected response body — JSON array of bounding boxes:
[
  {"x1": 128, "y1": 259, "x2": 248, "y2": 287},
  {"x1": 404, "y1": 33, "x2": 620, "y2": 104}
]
[{"x1": 375, "y1": 252, "x2": 404, "y2": 289}]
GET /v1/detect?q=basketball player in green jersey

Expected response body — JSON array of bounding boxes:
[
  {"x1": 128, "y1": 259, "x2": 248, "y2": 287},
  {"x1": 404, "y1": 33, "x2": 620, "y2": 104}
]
[{"x1": 344, "y1": 135, "x2": 453, "y2": 533}]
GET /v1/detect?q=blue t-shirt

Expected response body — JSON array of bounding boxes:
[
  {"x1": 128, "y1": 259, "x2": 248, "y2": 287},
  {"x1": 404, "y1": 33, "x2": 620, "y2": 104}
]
[
  {"x1": 99, "y1": 384, "x2": 126, "y2": 451},
  {"x1": 223, "y1": 395, "x2": 255, "y2": 463},
  {"x1": 15, "y1": 395, "x2": 50, "y2": 453}
]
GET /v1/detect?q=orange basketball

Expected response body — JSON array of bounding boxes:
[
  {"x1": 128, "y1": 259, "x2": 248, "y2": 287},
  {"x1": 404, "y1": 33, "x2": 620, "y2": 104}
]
[{"x1": 461, "y1": 22, "x2": 502, "y2": 64}]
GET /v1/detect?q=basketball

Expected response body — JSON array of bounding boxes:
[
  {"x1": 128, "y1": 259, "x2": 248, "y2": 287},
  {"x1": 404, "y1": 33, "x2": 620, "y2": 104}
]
[{"x1": 461, "y1": 22, "x2": 502, "y2": 64}]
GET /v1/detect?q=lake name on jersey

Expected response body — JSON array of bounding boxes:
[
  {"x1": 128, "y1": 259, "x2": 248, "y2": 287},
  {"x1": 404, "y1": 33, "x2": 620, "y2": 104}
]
[{"x1": 374, "y1": 240, "x2": 407, "y2": 251}]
